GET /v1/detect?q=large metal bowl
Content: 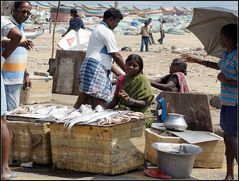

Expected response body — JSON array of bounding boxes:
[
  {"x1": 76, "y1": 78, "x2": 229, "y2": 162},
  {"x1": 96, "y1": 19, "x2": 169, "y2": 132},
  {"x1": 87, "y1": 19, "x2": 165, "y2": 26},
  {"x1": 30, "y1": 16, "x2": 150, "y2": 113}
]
[{"x1": 152, "y1": 142, "x2": 202, "y2": 178}]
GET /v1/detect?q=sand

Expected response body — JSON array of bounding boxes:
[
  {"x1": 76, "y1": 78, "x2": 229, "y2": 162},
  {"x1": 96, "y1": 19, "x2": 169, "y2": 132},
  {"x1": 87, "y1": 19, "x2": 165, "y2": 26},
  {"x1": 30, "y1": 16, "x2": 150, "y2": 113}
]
[{"x1": 27, "y1": 30, "x2": 221, "y2": 96}]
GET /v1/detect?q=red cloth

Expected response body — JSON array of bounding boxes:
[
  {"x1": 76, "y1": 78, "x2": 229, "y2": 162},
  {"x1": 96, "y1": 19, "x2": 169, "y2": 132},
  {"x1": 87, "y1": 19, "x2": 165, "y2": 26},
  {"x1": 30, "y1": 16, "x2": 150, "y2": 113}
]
[
  {"x1": 114, "y1": 75, "x2": 125, "y2": 96},
  {"x1": 173, "y1": 72, "x2": 189, "y2": 93}
]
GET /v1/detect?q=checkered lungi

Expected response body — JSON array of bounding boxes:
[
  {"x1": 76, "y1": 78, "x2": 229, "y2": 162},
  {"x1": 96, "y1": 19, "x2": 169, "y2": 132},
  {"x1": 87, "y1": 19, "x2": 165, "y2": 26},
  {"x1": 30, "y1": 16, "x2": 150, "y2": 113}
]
[{"x1": 79, "y1": 57, "x2": 112, "y2": 102}]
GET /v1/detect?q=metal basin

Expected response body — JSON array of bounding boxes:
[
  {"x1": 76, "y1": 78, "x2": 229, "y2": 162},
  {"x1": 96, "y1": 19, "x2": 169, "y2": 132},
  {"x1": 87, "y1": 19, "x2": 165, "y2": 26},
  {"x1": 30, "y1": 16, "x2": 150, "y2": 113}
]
[{"x1": 152, "y1": 142, "x2": 202, "y2": 178}]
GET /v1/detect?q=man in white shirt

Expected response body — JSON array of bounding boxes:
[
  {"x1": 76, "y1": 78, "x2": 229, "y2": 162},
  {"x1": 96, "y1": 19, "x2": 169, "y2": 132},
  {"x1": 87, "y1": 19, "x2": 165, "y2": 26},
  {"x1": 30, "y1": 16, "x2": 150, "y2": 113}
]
[{"x1": 74, "y1": 8, "x2": 126, "y2": 109}]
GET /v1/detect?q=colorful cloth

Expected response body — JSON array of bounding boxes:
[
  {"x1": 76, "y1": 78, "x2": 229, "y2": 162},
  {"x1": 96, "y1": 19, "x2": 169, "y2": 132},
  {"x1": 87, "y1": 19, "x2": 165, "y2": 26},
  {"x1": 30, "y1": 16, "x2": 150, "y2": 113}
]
[
  {"x1": 79, "y1": 58, "x2": 112, "y2": 102},
  {"x1": 115, "y1": 74, "x2": 155, "y2": 127},
  {"x1": 1, "y1": 16, "x2": 27, "y2": 85},
  {"x1": 173, "y1": 72, "x2": 189, "y2": 93},
  {"x1": 218, "y1": 49, "x2": 238, "y2": 106}
]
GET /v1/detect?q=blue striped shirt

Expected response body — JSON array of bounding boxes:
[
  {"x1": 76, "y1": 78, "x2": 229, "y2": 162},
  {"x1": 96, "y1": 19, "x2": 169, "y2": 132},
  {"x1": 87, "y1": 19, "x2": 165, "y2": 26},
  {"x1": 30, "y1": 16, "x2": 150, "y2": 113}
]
[
  {"x1": 218, "y1": 49, "x2": 238, "y2": 106},
  {"x1": 1, "y1": 16, "x2": 28, "y2": 85}
]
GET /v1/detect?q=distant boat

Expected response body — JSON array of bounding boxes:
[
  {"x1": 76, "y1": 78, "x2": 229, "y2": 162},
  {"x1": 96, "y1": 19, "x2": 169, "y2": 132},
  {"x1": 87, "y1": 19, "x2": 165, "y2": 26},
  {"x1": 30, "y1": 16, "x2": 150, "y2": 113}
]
[
  {"x1": 97, "y1": 3, "x2": 110, "y2": 9},
  {"x1": 79, "y1": 4, "x2": 104, "y2": 11}
]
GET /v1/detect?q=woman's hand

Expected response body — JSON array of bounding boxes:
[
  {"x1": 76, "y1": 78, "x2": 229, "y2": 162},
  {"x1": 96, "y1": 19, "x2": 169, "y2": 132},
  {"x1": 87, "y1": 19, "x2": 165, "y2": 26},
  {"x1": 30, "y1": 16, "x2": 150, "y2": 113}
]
[{"x1": 118, "y1": 89, "x2": 130, "y2": 103}]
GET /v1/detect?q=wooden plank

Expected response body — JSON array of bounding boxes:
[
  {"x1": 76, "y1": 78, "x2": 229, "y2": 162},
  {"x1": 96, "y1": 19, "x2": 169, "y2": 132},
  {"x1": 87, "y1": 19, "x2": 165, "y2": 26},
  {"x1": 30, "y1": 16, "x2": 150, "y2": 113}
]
[
  {"x1": 160, "y1": 92, "x2": 213, "y2": 132},
  {"x1": 20, "y1": 76, "x2": 53, "y2": 105},
  {"x1": 52, "y1": 50, "x2": 86, "y2": 95}
]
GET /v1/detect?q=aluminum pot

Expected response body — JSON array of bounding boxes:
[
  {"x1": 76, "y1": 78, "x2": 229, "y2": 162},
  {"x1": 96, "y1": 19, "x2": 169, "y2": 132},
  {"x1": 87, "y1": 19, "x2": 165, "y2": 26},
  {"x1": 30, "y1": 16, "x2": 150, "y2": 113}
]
[{"x1": 164, "y1": 113, "x2": 188, "y2": 132}]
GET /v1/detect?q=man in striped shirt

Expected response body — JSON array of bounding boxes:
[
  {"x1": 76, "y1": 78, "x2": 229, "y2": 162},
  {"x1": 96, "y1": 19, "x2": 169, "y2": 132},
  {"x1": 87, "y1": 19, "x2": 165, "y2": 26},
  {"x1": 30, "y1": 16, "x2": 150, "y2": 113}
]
[
  {"x1": 181, "y1": 24, "x2": 237, "y2": 180},
  {"x1": 1, "y1": 1, "x2": 33, "y2": 111}
]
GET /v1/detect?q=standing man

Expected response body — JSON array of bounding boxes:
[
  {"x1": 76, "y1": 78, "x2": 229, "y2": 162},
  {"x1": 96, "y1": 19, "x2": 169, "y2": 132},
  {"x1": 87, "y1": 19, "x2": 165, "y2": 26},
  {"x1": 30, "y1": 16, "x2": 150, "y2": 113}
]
[
  {"x1": 182, "y1": 24, "x2": 237, "y2": 180},
  {"x1": 1, "y1": 1, "x2": 34, "y2": 111},
  {"x1": 74, "y1": 8, "x2": 125, "y2": 109},
  {"x1": 62, "y1": 8, "x2": 85, "y2": 37},
  {"x1": 138, "y1": 20, "x2": 151, "y2": 52},
  {"x1": 148, "y1": 18, "x2": 156, "y2": 44},
  {"x1": 1, "y1": 15, "x2": 22, "y2": 180},
  {"x1": 158, "y1": 19, "x2": 166, "y2": 44}
]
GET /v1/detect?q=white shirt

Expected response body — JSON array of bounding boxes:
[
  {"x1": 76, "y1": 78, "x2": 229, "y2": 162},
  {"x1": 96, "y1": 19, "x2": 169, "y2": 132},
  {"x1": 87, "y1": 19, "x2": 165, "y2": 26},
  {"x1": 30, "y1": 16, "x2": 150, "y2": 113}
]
[{"x1": 85, "y1": 21, "x2": 119, "y2": 71}]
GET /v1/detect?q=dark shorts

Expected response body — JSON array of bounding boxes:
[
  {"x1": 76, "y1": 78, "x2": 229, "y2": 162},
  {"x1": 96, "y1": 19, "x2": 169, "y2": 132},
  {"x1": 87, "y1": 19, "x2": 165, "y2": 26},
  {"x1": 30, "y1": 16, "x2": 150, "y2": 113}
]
[{"x1": 220, "y1": 105, "x2": 238, "y2": 136}]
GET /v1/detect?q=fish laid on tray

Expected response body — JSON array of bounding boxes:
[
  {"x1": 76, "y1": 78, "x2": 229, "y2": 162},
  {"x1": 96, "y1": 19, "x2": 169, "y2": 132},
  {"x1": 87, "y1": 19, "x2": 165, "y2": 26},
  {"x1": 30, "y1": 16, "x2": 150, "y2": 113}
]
[{"x1": 7, "y1": 104, "x2": 145, "y2": 128}]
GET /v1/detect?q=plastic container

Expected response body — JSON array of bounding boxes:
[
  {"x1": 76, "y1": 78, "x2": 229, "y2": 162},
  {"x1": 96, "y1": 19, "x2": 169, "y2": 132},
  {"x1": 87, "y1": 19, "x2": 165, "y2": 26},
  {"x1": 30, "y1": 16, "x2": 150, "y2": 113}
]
[{"x1": 152, "y1": 142, "x2": 202, "y2": 178}]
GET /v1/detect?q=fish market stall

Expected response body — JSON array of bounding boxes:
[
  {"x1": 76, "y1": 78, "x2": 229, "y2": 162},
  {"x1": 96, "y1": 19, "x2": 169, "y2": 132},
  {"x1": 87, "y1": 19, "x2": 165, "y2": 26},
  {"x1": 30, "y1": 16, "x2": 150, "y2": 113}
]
[{"x1": 7, "y1": 104, "x2": 146, "y2": 174}]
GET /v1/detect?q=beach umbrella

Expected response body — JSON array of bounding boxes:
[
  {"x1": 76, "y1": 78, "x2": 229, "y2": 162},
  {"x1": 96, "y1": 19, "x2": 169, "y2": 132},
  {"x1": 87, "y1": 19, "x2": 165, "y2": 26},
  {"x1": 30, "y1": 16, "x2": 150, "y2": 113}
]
[{"x1": 186, "y1": 7, "x2": 238, "y2": 58}]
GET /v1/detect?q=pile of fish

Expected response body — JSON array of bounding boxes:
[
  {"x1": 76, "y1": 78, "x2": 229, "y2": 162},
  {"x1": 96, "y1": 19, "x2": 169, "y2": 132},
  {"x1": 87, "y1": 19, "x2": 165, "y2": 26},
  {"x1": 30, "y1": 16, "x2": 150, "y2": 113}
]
[{"x1": 8, "y1": 104, "x2": 145, "y2": 128}]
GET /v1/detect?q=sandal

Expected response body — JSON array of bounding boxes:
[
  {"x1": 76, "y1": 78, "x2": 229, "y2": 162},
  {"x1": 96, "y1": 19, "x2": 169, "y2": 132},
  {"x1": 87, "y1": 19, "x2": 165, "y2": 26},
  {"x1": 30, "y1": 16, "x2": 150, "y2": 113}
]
[
  {"x1": 144, "y1": 168, "x2": 172, "y2": 179},
  {"x1": 1, "y1": 171, "x2": 17, "y2": 180}
]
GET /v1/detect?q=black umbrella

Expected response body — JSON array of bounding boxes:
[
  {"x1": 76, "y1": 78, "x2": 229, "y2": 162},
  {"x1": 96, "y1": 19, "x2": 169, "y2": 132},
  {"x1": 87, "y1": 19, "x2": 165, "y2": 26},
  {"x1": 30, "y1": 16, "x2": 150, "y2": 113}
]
[{"x1": 187, "y1": 7, "x2": 238, "y2": 58}]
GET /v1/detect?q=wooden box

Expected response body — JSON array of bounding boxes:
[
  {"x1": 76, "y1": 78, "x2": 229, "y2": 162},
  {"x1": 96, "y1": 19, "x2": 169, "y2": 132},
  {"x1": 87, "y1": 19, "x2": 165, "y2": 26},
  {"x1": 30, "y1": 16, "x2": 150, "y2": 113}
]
[
  {"x1": 7, "y1": 116, "x2": 52, "y2": 165},
  {"x1": 145, "y1": 128, "x2": 225, "y2": 168},
  {"x1": 50, "y1": 119, "x2": 145, "y2": 175},
  {"x1": 20, "y1": 75, "x2": 53, "y2": 105},
  {"x1": 51, "y1": 50, "x2": 86, "y2": 95}
]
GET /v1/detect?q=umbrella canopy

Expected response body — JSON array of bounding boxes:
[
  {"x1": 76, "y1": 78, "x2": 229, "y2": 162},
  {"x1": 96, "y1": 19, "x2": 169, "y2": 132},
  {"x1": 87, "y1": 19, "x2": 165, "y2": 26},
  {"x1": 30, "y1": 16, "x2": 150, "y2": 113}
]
[{"x1": 187, "y1": 7, "x2": 238, "y2": 58}]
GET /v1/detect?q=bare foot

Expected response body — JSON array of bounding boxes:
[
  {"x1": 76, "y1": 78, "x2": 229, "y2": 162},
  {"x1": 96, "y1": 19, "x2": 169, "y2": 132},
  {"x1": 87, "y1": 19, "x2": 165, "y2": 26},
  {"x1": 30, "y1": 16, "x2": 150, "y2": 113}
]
[{"x1": 224, "y1": 175, "x2": 233, "y2": 180}]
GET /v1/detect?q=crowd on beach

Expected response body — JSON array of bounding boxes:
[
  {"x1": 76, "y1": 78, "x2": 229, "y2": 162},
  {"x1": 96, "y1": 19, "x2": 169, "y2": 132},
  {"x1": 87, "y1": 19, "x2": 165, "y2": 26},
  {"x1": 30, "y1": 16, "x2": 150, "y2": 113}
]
[{"x1": 1, "y1": 1, "x2": 238, "y2": 180}]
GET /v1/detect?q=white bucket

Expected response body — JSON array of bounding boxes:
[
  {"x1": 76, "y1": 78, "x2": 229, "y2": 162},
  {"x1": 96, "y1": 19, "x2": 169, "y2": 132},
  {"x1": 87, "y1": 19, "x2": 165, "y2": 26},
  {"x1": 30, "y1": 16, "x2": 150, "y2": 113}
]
[{"x1": 152, "y1": 142, "x2": 202, "y2": 178}]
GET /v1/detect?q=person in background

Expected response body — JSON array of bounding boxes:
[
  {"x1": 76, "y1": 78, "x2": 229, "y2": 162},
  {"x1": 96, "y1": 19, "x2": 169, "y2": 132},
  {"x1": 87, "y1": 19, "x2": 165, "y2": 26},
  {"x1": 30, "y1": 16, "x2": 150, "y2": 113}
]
[
  {"x1": 62, "y1": 8, "x2": 85, "y2": 37},
  {"x1": 1, "y1": 1, "x2": 33, "y2": 112},
  {"x1": 148, "y1": 18, "x2": 156, "y2": 44},
  {"x1": 106, "y1": 54, "x2": 155, "y2": 128},
  {"x1": 138, "y1": 20, "x2": 151, "y2": 52},
  {"x1": 151, "y1": 58, "x2": 189, "y2": 93},
  {"x1": 158, "y1": 19, "x2": 166, "y2": 44},
  {"x1": 181, "y1": 24, "x2": 237, "y2": 180},
  {"x1": 74, "y1": 8, "x2": 125, "y2": 109}
]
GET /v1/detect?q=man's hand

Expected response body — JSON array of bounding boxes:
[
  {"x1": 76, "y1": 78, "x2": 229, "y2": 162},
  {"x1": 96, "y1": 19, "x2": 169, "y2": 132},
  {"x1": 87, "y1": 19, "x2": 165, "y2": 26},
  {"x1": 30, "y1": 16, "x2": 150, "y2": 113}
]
[
  {"x1": 23, "y1": 73, "x2": 31, "y2": 90},
  {"x1": 20, "y1": 40, "x2": 34, "y2": 50}
]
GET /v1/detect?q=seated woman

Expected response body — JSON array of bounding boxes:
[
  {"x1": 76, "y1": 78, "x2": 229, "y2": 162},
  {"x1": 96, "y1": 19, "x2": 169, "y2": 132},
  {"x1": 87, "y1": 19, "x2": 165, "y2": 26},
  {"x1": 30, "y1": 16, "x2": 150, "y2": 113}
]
[
  {"x1": 106, "y1": 54, "x2": 154, "y2": 128},
  {"x1": 151, "y1": 58, "x2": 189, "y2": 93}
]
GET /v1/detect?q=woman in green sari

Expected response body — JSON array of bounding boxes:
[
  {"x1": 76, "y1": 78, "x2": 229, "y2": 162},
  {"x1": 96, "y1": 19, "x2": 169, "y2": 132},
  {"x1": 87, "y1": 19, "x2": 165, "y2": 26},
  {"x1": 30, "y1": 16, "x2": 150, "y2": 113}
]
[{"x1": 106, "y1": 54, "x2": 155, "y2": 127}]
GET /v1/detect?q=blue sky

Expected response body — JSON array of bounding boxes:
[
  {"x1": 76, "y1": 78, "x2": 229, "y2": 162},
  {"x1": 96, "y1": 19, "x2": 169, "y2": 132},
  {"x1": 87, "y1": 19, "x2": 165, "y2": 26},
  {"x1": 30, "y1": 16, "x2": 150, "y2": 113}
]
[{"x1": 32, "y1": 1, "x2": 238, "y2": 10}]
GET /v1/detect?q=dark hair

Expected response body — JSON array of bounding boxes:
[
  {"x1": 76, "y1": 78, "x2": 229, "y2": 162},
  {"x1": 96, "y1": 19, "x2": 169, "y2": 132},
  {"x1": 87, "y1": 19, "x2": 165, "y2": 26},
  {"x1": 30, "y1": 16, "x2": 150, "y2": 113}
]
[
  {"x1": 103, "y1": 8, "x2": 123, "y2": 20},
  {"x1": 148, "y1": 18, "x2": 152, "y2": 21},
  {"x1": 126, "y1": 54, "x2": 144, "y2": 73},
  {"x1": 14, "y1": 1, "x2": 31, "y2": 9},
  {"x1": 70, "y1": 8, "x2": 77, "y2": 15},
  {"x1": 171, "y1": 58, "x2": 187, "y2": 75},
  {"x1": 220, "y1": 24, "x2": 237, "y2": 46},
  {"x1": 144, "y1": 20, "x2": 150, "y2": 25}
]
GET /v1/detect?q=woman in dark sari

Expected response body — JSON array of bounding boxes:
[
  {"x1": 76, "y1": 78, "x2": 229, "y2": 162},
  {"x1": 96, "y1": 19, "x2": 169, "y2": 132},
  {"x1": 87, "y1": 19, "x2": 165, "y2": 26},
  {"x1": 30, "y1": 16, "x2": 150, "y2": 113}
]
[{"x1": 106, "y1": 54, "x2": 154, "y2": 127}]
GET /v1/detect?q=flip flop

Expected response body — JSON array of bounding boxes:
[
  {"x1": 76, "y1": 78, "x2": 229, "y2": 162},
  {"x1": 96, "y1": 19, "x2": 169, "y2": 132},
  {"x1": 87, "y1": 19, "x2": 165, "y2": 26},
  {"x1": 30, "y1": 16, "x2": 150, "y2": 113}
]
[
  {"x1": 1, "y1": 171, "x2": 17, "y2": 180},
  {"x1": 144, "y1": 168, "x2": 172, "y2": 179}
]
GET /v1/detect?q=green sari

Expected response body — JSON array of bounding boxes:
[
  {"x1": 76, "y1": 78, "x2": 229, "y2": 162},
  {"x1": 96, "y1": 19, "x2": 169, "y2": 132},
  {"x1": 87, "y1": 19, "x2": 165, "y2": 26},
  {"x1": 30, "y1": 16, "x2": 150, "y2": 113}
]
[{"x1": 117, "y1": 74, "x2": 155, "y2": 127}]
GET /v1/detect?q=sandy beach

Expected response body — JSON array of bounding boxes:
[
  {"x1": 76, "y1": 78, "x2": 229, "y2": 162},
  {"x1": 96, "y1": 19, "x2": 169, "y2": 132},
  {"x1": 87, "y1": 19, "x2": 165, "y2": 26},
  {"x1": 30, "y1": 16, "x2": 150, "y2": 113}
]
[
  {"x1": 8, "y1": 20, "x2": 238, "y2": 181},
  {"x1": 27, "y1": 29, "x2": 221, "y2": 96}
]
